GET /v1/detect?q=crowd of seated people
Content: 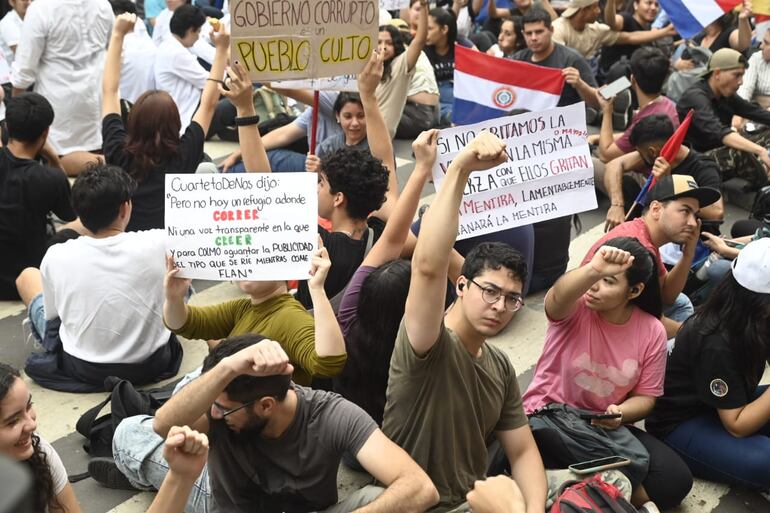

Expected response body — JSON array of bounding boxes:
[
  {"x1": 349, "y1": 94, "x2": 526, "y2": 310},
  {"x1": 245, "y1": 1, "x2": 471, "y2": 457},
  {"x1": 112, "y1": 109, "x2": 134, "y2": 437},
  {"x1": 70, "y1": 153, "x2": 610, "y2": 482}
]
[{"x1": 2, "y1": 1, "x2": 770, "y2": 512}]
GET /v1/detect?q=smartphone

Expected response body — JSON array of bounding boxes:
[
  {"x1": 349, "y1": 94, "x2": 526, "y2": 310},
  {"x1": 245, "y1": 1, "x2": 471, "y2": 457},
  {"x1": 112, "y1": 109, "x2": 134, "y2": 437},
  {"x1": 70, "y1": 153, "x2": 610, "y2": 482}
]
[
  {"x1": 578, "y1": 412, "x2": 622, "y2": 421},
  {"x1": 599, "y1": 76, "x2": 632, "y2": 100},
  {"x1": 568, "y1": 456, "x2": 631, "y2": 475}
]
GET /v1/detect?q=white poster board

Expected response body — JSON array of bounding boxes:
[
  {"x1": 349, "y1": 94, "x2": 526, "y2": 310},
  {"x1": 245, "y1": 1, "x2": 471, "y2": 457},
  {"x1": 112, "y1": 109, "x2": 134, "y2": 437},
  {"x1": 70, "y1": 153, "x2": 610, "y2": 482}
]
[
  {"x1": 380, "y1": 0, "x2": 409, "y2": 9},
  {"x1": 432, "y1": 103, "x2": 597, "y2": 240},
  {"x1": 165, "y1": 173, "x2": 318, "y2": 281},
  {"x1": 230, "y1": 0, "x2": 379, "y2": 81},
  {"x1": 275, "y1": 74, "x2": 358, "y2": 91}
]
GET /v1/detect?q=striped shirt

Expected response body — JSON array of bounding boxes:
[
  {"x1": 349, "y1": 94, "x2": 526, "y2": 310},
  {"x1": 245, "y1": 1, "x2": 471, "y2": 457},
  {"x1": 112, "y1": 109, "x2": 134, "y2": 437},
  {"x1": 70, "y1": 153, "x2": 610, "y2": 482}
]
[{"x1": 737, "y1": 51, "x2": 770, "y2": 101}]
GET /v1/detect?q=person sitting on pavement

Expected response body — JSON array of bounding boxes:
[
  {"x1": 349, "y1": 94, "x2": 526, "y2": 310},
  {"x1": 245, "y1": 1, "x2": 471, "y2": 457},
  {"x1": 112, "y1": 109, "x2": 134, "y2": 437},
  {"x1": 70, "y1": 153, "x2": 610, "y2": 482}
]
[
  {"x1": 677, "y1": 48, "x2": 770, "y2": 191},
  {"x1": 645, "y1": 238, "x2": 770, "y2": 495},
  {"x1": 14, "y1": 165, "x2": 183, "y2": 393},
  {"x1": 103, "y1": 12, "x2": 235, "y2": 231},
  {"x1": 735, "y1": 28, "x2": 770, "y2": 119},
  {"x1": 305, "y1": 93, "x2": 370, "y2": 173},
  {"x1": 523, "y1": 238, "x2": 693, "y2": 510},
  {"x1": 382, "y1": 130, "x2": 548, "y2": 512},
  {"x1": 140, "y1": 335, "x2": 439, "y2": 513},
  {"x1": 295, "y1": 53, "x2": 399, "y2": 309},
  {"x1": 0, "y1": 0, "x2": 28, "y2": 65},
  {"x1": 584, "y1": 174, "x2": 721, "y2": 338},
  {"x1": 151, "y1": 0, "x2": 215, "y2": 67},
  {"x1": 603, "y1": 115, "x2": 724, "y2": 230},
  {"x1": 551, "y1": 0, "x2": 675, "y2": 65},
  {"x1": 109, "y1": 0, "x2": 157, "y2": 104},
  {"x1": 0, "y1": 93, "x2": 75, "y2": 300}
]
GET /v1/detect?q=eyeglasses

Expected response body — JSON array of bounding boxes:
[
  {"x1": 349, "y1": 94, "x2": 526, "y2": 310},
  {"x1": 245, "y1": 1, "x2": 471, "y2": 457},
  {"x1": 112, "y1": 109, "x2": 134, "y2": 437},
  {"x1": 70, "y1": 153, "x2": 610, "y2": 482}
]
[
  {"x1": 211, "y1": 400, "x2": 257, "y2": 419},
  {"x1": 467, "y1": 279, "x2": 524, "y2": 312}
]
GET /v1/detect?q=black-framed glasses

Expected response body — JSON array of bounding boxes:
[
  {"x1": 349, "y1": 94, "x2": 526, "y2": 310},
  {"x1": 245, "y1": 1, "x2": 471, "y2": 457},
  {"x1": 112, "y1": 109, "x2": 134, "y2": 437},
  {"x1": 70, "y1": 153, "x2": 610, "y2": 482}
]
[
  {"x1": 212, "y1": 400, "x2": 257, "y2": 419},
  {"x1": 467, "y1": 279, "x2": 524, "y2": 312}
]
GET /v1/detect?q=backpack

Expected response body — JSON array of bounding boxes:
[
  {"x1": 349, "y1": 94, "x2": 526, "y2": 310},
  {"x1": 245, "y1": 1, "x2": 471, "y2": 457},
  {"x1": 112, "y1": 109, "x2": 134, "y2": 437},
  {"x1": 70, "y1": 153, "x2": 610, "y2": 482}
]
[
  {"x1": 551, "y1": 476, "x2": 639, "y2": 513},
  {"x1": 664, "y1": 46, "x2": 712, "y2": 103},
  {"x1": 253, "y1": 86, "x2": 296, "y2": 122},
  {"x1": 75, "y1": 377, "x2": 176, "y2": 457},
  {"x1": 750, "y1": 185, "x2": 770, "y2": 221}
]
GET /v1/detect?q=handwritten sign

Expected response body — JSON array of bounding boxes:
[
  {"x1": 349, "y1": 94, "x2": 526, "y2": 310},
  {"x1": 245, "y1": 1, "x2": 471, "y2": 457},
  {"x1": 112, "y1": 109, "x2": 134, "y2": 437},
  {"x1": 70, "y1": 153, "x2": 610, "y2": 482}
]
[
  {"x1": 432, "y1": 103, "x2": 597, "y2": 240},
  {"x1": 275, "y1": 74, "x2": 358, "y2": 91},
  {"x1": 230, "y1": 0, "x2": 379, "y2": 81},
  {"x1": 380, "y1": 0, "x2": 409, "y2": 9},
  {"x1": 165, "y1": 173, "x2": 318, "y2": 281},
  {"x1": 754, "y1": 0, "x2": 770, "y2": 14}
]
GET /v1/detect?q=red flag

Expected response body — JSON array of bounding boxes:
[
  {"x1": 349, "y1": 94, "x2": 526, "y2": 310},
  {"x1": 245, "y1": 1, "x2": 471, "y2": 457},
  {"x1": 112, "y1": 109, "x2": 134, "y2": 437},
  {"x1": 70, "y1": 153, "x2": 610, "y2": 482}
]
[{"x1": 654, "y1": 109, "x2": 694, "y2": 187}]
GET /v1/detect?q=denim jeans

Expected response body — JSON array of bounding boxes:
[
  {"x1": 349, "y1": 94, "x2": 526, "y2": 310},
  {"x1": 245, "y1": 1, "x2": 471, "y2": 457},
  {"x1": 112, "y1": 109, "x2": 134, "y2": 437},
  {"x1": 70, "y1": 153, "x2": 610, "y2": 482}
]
[
  {"x1": 663, "y1": 293, "x2": 694, "y2": 323},
  {"x1": 663, "y1": 385, "x2": 770, "y2": 490},
  {"x1": 268, "y1": 149, "x2": 307, "y2": 173},
  {"x1": 437, "y1": 80, "x2": 454, "y2": 126},
  {"x1": 28, "y1": 293, "x2": 46, "y2": 343},
  {"x1": 113, "y1": 415, "x2": 385, "y2": 513}
]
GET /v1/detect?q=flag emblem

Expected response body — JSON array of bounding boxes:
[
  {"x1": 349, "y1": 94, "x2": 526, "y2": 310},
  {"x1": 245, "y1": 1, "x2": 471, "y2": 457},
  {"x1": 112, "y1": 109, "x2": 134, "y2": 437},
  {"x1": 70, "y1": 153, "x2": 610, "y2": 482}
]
[{"x1": 493, "y1": 87, "x2": 517, "y2": 109}]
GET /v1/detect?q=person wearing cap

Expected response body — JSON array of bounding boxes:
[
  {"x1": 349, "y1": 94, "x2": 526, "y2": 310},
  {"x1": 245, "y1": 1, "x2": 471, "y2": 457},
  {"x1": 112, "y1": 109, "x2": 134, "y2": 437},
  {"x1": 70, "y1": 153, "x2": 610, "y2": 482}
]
[
  {"x1": 677, "y1": 47, "x2": 770, "y2": 190},
  {"x1": 551, "y1": 0, "x2": 675, "y2": 62},
  {"x1": 645, "y1": 238, "x2": 770, "y2": 494},
  {"x1": 583, "y1": 174, "x2": 721, "y2": 338}
]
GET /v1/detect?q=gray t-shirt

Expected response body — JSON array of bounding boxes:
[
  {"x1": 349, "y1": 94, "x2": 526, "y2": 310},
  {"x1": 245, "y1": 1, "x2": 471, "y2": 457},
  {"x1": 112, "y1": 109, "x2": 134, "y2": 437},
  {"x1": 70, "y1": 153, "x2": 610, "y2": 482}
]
[
  {"x1": 382, "y1": 321, "x2": 528, "y2": 512},
  {"x1": 512, "y1": 43, "x2": 597, "y2": 107},
  {"x1": 208, "y1": 385, "x2": 378, "y2": 513},
  {"x1": 316, "y1": 133, "x2": 370, "y2": 159},
  {"x1": 294, "y1": 91, "x2": 342, "y2": 146}
]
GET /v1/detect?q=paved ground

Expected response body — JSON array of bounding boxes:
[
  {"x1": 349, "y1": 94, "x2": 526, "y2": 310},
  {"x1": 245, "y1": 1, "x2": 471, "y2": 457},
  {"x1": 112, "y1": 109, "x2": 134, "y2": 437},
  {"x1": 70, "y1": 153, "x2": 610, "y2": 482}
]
[{"x1": 1, "y1": 138, "x2": 767, "y2": 513}]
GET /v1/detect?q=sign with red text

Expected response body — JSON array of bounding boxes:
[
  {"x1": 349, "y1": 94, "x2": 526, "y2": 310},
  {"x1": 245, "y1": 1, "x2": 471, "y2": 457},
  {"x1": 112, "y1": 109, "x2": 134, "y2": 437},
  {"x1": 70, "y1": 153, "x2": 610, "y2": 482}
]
[
  {"x1": 230, "y1": 0, "x2": 379, "y2": 81},
  {"x1": 164, "y1": 173, "x2": 317, "y2": 281},
  {"x1": 432, "y1": 103, "x2": 597, "y2": 240}
]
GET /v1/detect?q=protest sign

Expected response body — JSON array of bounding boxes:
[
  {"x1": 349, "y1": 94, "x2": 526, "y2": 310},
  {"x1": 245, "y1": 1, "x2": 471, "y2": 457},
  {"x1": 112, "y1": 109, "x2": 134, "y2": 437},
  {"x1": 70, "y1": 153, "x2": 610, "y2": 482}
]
[
  {"x1": 165, "y1": 173, "x2": 318, "y2": 281},
  {"x1": 275, "y1": 74, "x2": 358, "y2": 91},
  {"x1": 432, "y1": 103, "x2": 597, "y2": 240},
  {"x1": 230, "y1": 0, "x2": 379, "y2": 81},
  {"x1": 380, "y1": 0, "x2": 409, "y2": 9},
  {"x1": 755, "y1": 0, "x2": 770, "y2": 14}
]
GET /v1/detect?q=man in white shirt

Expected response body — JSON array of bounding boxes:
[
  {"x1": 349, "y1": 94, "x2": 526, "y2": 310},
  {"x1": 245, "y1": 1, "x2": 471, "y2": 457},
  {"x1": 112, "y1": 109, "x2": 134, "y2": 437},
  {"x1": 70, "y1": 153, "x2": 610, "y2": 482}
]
[
  {"x1": 0, "y1": 0, "x2": 29, "y2": 64},
  {"x1": 153, "y1": 0, "x2": 216, "y2": 66},
  {"x1": 15, "y1": 164, "x2": 183, "y2": 393},
  {"x1": 154, "y1": 4, "x2": 209, "y2": 132},
  {"x1": 737, "y1": 29, "x2": 770, "y2": 109},
  {"x1": 11, "y1": 0, "x2": 113, "y2": 176},
  {"x1": 111, "y1": 0, "x2": 157, "y2": 103}
]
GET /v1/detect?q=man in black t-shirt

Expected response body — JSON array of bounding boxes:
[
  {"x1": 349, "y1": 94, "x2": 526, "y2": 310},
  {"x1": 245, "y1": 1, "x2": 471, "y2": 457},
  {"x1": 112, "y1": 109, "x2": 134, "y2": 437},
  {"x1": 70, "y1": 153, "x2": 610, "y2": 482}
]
[
  {"x1": 0, "y1": 93, "x2": 75, "y2": 299},
  {"x1": 603, "y1": 114, "x2": 724, "y2": 231}
]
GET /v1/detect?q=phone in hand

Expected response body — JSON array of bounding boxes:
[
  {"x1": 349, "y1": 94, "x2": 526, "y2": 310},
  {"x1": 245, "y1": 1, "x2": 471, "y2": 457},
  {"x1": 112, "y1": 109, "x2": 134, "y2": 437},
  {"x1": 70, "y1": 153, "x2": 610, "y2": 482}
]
[
  {"x1": 579, "y1": 412, "x2": 622, "y2": 421},
  {"x1": 568, "y1": 456, "x2": 631, "y2": 475},
  {"x1": 599, "y1": 76, "x2": 632, "y2": 100}
]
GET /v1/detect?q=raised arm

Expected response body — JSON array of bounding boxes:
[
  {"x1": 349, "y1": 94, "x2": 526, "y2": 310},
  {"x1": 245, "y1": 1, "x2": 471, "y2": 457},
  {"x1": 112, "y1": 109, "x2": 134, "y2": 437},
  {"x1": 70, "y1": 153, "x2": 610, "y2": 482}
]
[
  {"x1": 358, "y1": 52, "x2": 399, "y2": 220},
  {"x1": 545, "y1": 245, "x2": 634, "y2": 321},
  {"x1": 163, "y1": 256, "x2": 192, "y2": 331},
  {"x1": 603, "y1": 151, "x2": 644, "y2": 231},
  {"x1": 405, "y1": 131, "x2": 507, "y2": 355},
  {"x1": 362, "y1": 130, "x2": 438, "y2": 269},
  {"x1": 102, "y1": 14, "x2": 136, "y2": 117},
  {"x1": 190, "y1": 26, "x2": 230, "y2": 135},
  {"x1": 730, "y1": 1, "x2": 752, "y2": 52},
  {"x1": 603, "y1": 0, "x2": 623, "y2": 32},
  {"x1": 407, "y1": 0, "x2": 429, "y2": 71},
  {"x1": 268, "y1": 86, "x2": 314, "y2": 107},
  {"x1": 596, "y1": 91, "x2": 625, "y2": 163},
  {"x1": 221, "y1": 62, "x2": 270, "y2": 173},
  {"x1": 147, "y1": 427, "x2": 209, "y2": 513},
  {"x1": 307, "y1": 243, "x2": 346, "y2": 358},
  {"x1": 614, "y1": 24, "x2": 677, "y2": 46}
]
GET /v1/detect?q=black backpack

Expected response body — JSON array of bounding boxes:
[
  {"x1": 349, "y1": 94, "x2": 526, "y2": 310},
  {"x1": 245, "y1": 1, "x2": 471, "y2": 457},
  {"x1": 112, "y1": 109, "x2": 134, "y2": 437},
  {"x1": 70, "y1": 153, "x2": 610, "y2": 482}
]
[{"x1": 75, "y1": 377, "x2": 175, "y2": 457}]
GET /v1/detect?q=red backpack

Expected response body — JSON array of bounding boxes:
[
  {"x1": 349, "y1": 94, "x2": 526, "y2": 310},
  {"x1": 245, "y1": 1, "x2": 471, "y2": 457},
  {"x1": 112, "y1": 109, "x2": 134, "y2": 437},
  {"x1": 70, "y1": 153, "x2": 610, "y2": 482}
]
[{"x1": 551, "y1": 476, "x2": 639, "y2": 513}]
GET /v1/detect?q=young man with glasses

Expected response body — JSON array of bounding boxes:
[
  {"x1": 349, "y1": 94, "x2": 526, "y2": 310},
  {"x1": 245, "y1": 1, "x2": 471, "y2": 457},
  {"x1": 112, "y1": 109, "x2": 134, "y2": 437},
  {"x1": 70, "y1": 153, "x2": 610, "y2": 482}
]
[
  {"x1": 118, "y1": 334, "x2": 439, "y2": 513},
  {"x1": 382, "y1": 131, "x2": 548, "y2": 513}
]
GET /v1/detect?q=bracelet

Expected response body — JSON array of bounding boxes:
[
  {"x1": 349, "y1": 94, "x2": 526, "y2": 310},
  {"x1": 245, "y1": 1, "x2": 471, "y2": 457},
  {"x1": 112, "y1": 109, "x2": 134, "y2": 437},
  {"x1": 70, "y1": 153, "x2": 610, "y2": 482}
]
[
  {"x1": 206, "y1": 78, "x2": 230, "y2": 91},
  {"x1": 234, "y1": 115, "x2": 260, "y2": 127},
  {"x1": 611, "y1": 203, "x2": 624, "y2": 207}
]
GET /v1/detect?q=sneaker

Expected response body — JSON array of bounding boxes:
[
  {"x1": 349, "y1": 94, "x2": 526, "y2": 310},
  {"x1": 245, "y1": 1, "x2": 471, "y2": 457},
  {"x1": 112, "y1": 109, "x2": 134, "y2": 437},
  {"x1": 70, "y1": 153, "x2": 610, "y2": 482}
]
[
  {"x1": 638, "y1": 501, "x2": 660, "y2": 513},
  {"x1": 612, "y1": 89, "x2": 632, "y2": 131},
  {"x1": 88, "y1": 457, "x2": 138, "y2": 490},
  {"x1": 759, "y1": 489, "x2": 770, "y2": 502},
  {"x1": 21, "y1": 318, "x2": 42, "y2": 352}
]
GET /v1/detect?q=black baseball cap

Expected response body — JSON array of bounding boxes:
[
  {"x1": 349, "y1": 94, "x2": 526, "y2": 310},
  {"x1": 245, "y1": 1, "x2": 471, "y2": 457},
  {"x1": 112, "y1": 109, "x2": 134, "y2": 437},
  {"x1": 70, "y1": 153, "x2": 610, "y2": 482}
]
[{"x1": 646, "y1": 174, "x2": 721, "y2": 208}]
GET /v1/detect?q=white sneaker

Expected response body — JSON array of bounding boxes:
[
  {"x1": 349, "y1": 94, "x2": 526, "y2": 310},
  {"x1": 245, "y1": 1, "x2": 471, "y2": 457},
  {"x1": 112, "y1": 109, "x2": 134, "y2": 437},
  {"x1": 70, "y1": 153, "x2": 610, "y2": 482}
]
[{"x1": 638, "y1": 501, "x2": 660, "y2": 513}]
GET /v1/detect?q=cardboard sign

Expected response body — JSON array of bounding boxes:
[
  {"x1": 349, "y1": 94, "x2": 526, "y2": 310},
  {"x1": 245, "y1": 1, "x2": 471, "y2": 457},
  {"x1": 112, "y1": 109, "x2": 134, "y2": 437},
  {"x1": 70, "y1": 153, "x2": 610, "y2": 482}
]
[
  {"x1": 165, "y1": 173, "x2": 318, "y2": 281},
  {"x1": 380, "y1": 0, "x2": 409, "y2": 9},
  {"x1": 275, "y1": 74, "x2": 358, "y2": 91},
  {"x1": 230, "y1": 0, "x2": 379, "y2": 81},
  {"x1": 432, "y1": 103, "x2": 597, "y2": 240}
]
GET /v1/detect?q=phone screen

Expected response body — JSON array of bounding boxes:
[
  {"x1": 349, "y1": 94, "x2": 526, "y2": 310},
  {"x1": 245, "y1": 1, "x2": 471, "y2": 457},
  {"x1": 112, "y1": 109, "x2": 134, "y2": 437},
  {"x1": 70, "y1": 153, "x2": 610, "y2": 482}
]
[
  {"x1": 569, "y1": 456, "x2": 630, "y2": 472},
  {"x1": 600, "y1": 76, "x2": 632, "y2": 100}
]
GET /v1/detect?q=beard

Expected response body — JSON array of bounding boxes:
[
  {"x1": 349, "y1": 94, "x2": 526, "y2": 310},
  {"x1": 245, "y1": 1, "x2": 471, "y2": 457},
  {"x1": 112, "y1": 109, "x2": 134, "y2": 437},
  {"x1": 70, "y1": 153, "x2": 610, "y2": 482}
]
[{"x1": 231, "y1": 410, "x2": 269, "y2": 441}]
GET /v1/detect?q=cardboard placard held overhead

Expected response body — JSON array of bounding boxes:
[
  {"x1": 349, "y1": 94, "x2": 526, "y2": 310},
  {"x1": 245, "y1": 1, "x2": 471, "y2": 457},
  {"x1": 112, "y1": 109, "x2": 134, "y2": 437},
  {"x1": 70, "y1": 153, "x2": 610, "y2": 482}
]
[
  {"x1": 275, "y1": 74, "x2": 358, "y2": 91},
  {"x1": 230, "y1": 0, "x2": 379, "y2": 81},
  {"x1": 165, "y1": 173, "x2": 317, "y2": 281},
  {"x1": 432, "y1": 103, "x2": 597, "y2": 240},
  {"x1": 380, "y1": 0, "x2": 409, "y2": 9}
]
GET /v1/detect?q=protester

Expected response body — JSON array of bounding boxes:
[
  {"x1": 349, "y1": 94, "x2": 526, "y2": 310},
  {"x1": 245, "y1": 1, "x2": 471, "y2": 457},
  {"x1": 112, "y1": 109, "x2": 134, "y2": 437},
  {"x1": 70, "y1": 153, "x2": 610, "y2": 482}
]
[
  {"x1": 674, "y1": 5, "x2": 752, "y2": 72},
  {"x1": 305, "y1": 93, "x2": 369, "y2": 172},
  {"x1": 152, "y1": 0, "x2": 215, "y2": 66},
  {"x1": 382, "y1": 130, "x2": 548, "y2": 512},
  {"x1": 584, "y1": 174, "x2": 721, "y2": 337},
  {"x1": 487, "y1": 16, "x2": 525, "y2": 58},
  {"x1": 736, "y1": 28, "x2": 770, "y2": 109},
  {"x1": 678, "y1": 48, "x2": 770, "y2": 189},
  {"x1": 524, "y1": 238, "x2": 692, "y2": 509},
  {"x1": 0, "y1": 0, "x2": 28, "y2": 65},
  {"x1": 15, "y1": 165, "x2": 183, "y2": 392},
  {"x1": 109, "y1": 0, "x2": 157, "y2": 104},
  {"x1": 11, "y1": 0, "x2": 113, "y2": 176},
  {"x1": 604, "y1": 115, "x2": 724, "y2": 228},
  {"x1": 0, "y1": 93, "x2": 75, "y2": 300},
  {"x1": 146, "y1": 335, "x2": 439, "y2": 513},
  {"x1": 646, "y1": 238, "x2": 770, "y2": 493},
  {"x1": 552, "y1": 0, "x2": 674, "y2": 63},
  {"x1": 102, "y1": 12, "x2": 235, "y2": 231}
]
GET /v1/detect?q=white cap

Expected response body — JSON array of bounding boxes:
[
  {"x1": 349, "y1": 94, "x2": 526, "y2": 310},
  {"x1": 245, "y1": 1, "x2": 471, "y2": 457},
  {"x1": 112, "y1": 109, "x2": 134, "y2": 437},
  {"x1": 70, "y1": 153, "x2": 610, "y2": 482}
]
[{"x1": 731, "y1": 238, "x2": 770, "y2": 294}]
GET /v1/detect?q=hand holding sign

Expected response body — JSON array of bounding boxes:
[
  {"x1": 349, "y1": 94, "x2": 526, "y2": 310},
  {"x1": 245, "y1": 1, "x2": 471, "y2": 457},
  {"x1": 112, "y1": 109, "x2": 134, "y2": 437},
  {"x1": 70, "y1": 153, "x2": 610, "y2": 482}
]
[
  {"x1": 114, "y1": 13, "x2": 137, "y2": 36},
  {"x1": 453, "y1": 131, "x2": 508, "y2": 173},
  {"x1": 221, "y1": 62, "x2": 254, "y2": 111},
  {"x1": 165, "y1": 255, "x2": 193, "y2": 303},
  {"x1": 308, "y1": 238, "x2": 332, "y2": 290}
]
